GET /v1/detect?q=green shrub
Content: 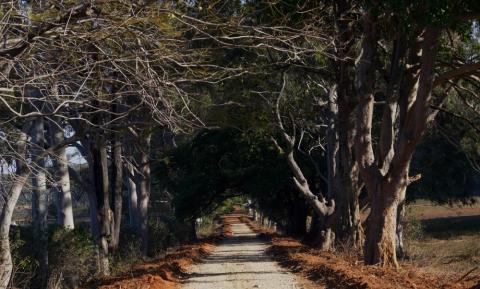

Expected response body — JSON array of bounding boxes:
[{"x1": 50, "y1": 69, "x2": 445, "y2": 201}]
[
  {"x1": 9, "y1": 227, "x2": 36, "y2": 289},
  {"x1": 149, "y1": 218, "x2": 179, "y2": 256},
  {"x1": 48, "y1": 226, "x2": 96, "y2": 288},
  {"x1": 111, "y1": 228, "x2": 142, "y2": 274},
  {"x1": 405, "y1": 215, "x2": 425, "y2": 241}
]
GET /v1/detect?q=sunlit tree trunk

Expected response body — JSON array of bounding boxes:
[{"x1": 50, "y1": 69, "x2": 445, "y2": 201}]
[
  {"x1": 49, "y1": 119, "x2": 74, "y2": 229},
  {"x1": 137, "y1": 133, "x2": 152, "y2": 256},
  {"x1": 396, "y1": 187, "x2": 407, "y2": 258},
  {"x1": 354, "y1": 11, "x2": 440, "y2": 265},
  {"x1": 331, "y1": 0, "x2": 364, "y2": 249},
  {"x1": 273, "y1": 73, "x2": 335, "y2": 250},
  {"x1": 31, "y1": 117, "x2": 49, "y2": 289},
  {"x1": 0, "y1": 126, "x2": 29, "y2": 288},
  {"x1": 110, "y1": 134, "x2": 123, "y2": 251},
  {"x1": 127, "y1": 161, "x2": 139, "y2": 229}
]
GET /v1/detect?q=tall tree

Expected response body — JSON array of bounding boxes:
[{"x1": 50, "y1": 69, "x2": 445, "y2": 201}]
[{"x1": 353, "y1": 2, "x2": 479, "y2": 266}]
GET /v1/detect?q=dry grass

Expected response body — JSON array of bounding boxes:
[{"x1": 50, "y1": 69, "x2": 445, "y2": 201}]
[
  {"x1": 403, "y1": 199, "x2": 480, "y2": 280},
  {"x1": 405, "y1": 236, "x2": 480, "y2": 277}
]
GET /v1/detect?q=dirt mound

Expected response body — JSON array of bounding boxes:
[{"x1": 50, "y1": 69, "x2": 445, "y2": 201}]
[{"x1": 267, "y1": 237, "x2": 480, "y2": 289}]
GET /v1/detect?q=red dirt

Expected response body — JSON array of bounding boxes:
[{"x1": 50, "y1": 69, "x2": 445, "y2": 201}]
[
  {"x1": 97, "y1": 216, "x2": 236, "y2": 289},
  {"x1": 241, "y1": 215, "x2": 480, "y2": 289},
  {"x1": 266, "y1": 234, "x2": 480, "y2": 289},
  {"x1": 97, "y1": 242, "x2": 215, "y2": 289},
  {"x1": 97, "y1": 213, "x2": 480, "y2": 289}
]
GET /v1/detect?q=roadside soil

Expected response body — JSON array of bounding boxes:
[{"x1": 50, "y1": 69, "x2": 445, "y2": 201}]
[
  {"x1": 96, "y1": 219, "x2": 232, "y2": 289},
  {"x1": 243, "y1": 221, "x2": 480, "y2": 289},
  {"x1": 97, "y1": 213, "x2": 480, "y2": 289}
]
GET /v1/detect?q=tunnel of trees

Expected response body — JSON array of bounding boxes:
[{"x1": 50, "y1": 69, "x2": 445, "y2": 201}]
[{"x1": 0, "y1": 0, "x2": 479, "y2": 288}]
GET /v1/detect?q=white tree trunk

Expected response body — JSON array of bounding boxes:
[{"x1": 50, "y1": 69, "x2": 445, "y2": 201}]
[
  {"x1": 137, "y1": 133, "x2": 151, "y2": 256},
  {"x1": 0, "y1": 127, "x2": 29, "y2": 288},
  {"x1": 127, "y1": 162, "x2": 139, "y2": 229},
  {"x1": 31, "y1": 117, "x2": 49, "y2": 288},
  {"x1": 49, "y1": 119, "x2": 74, "y2": 229}
]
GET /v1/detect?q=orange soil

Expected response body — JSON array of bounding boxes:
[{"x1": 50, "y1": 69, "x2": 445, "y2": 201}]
[
  {"x1": 266, "y1": 234, "x2": 480, "y2": 289},
  {"x1": 241, "y1": 215, "x2": 480, "y2": 289},
  {"x1": 98, "y1": 213, "x2": 480, "y2": 289},
  {"x1": 97, "y1": 242, "x2": 214, "y2": 289},
  {"x1": 97, "y1": 217, "x2": 234, "y2": 289}
]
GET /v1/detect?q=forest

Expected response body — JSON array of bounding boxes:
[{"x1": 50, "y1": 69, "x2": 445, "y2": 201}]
[{"x1": 0, "y1": 1, "x2": 479, "y2": 289}]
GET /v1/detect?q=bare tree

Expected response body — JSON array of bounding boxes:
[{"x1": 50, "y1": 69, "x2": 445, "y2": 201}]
[{"x1": 273, "y1": 73, "x2": 336, "y2": 250}]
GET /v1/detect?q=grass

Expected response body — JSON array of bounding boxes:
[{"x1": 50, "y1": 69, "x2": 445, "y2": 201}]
[{"x1": 403, "y1": 199, "x2": 480, "y2": 278}]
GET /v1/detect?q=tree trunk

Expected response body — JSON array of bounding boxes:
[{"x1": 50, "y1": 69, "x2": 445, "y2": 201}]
[
  {"x1": 312, "y1": 215, "x2": 335, "y2": 251},
  {"x1": 49, "y1": 119, "x2": 74, "y2": 229},
  {"x1": 75, "y1": 138, "x2": 100, "y2": 239},
  {"x1": 190, "y1": 218, "x2": 197, "y2": 241},
  {"x1": 91, "y1": 138, "x2": 112, "y2": 276},
  {"x1": 127, "y1": 161, "x2": 139, "y2": 229},
  {"x1": 274, "y1": 73, "x2": 335, "y2": 250},
  {"x1": 31, "y1": 117, "x2": 49, "y2": 289},
  {"x1": 335, "y1": 103, "x2": 364, "y2": 248},
  {"x1": 0, "y1": 127, "x2": 29, "y2": 288},
  {"x1": 137, "y1": 133, "x2": 152, "y2": 256},
  {"x1": 325, "y1": 85, "x2": 339, "y2": 201},
  {"x1": 396, "y1": 188, "x2": 407, "y2": 259},
  {"x1": 86, "y1": 160, "x2": 101, "y2": 242},
  {"x1": 364, "y1": 182, "x2": 402, "y2": 267},
  {"x1": 110, "y1": 136, "x2": 123, "y2": 251}
]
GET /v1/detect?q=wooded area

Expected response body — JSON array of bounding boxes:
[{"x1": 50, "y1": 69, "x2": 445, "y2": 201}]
[{"x1": 0, "y1": 1, "x2": 479, "y2": 288}]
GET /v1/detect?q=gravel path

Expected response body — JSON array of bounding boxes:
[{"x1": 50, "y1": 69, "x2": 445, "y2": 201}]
[{"x1": 181, "y1": 223, "x2": 304, "y2": 289}]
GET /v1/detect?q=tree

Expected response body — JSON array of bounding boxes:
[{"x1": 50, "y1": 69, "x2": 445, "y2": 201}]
[{"x1": 353, "y1": 1, "x2": 479, "y2": 267}]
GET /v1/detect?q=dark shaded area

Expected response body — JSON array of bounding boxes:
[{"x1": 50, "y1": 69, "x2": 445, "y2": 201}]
[{"x1": 421, "y1": 215, "x2": 480, "y2": 239}]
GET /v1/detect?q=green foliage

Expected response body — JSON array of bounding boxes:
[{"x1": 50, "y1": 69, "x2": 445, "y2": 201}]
[
  {"x1": 10, "y1": 227, "x2": 36, "y2": 289},
  {"x1": 148, "y1": 219, "x2": 180, "y2": 254},
  {"x1": 157, "y1": 127, "x2": 313, "y2": 226},
  {"x1": 409, "y1": 139, "x2": 475, "y2": 204},
  {"x1": 48, "y1": 227, "x2": 96, "y2": 285},
  {"x1": 380, "y1": 0, "x2": 480, "y2": 27},
  {"x1": 9, "y1": 226, "x2": 96, "y2": 289},
  {"x1": 404, "y1": 210, "x2": 425, "y2": 241}
]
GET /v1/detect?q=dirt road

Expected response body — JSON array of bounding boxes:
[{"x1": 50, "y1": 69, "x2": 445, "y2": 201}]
[{"x1": 181, "y1": 223, "x2": 305, "y2": 289}]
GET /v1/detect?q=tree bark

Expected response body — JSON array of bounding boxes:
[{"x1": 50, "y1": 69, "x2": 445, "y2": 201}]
[
  {"x1": 329, "y1": 0, "x2": 366, "y2": 249},
  {"x1": 335, "y1": 102, "x2": 364, "y2": 248},
  {"x1": 273, "y1": 72, "x2": 335, "y2": 250},
  {"x1": 137, "y1": 133, "x2": 152, "y2": 256},
  {"x1": 49, "y1": 119, "x2": 74, "y2": 229},
  {"x1": 91, "y1": 138, "x2": 112, "y2": 276},
  {"x1": 364, "y1": 170, "x2": 408, "y2": 267},
  {"x1": 0, "y1": 126, "x2": 29, "y2": 288},
  {"x1": 396, "y1": 189, "x2": 407, "y2": 259},
  {"x1": 126, "y1": 157, "x2": 139, "y2": 230},
  {"x1": 110, "y1": 135, "x2": 123, "y2": 251},
  {"x1": 355, "y1": 22, "x2": 440, "y2": 266},
  {"x1": 31, "y1": 117, "x2": 49, "y2": 289}
]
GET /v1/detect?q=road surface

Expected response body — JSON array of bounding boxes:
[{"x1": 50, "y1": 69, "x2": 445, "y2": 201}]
[{"x1": 181, "y1": 222, "x2": 304, "y2": 289}]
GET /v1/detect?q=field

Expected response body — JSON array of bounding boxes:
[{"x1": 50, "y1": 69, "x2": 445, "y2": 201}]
[{"x1": 404, "y1": 199, "x2": 480, "y2": 278}]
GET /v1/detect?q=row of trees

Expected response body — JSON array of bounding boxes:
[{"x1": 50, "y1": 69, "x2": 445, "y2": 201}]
[{"x1": 0, "y1": 0, "x2": 479, "y2": 288}]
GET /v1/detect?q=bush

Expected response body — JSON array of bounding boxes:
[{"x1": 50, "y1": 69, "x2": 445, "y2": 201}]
[
  {"x1": 9, "y1": 227, "x2": 36, "y2": 289},
  {"x1": 48, "y1": 226, "x2": 96, "y2": 288},
  {"x1": 149, "y1": 218, "x2": 180, "y2": 256},
  {"x1": 405, "y1": 215, "x2": 425, "y2": 241},
  {"x1": 111, "y1": 228, "x2": 142, "y2": 274}
]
